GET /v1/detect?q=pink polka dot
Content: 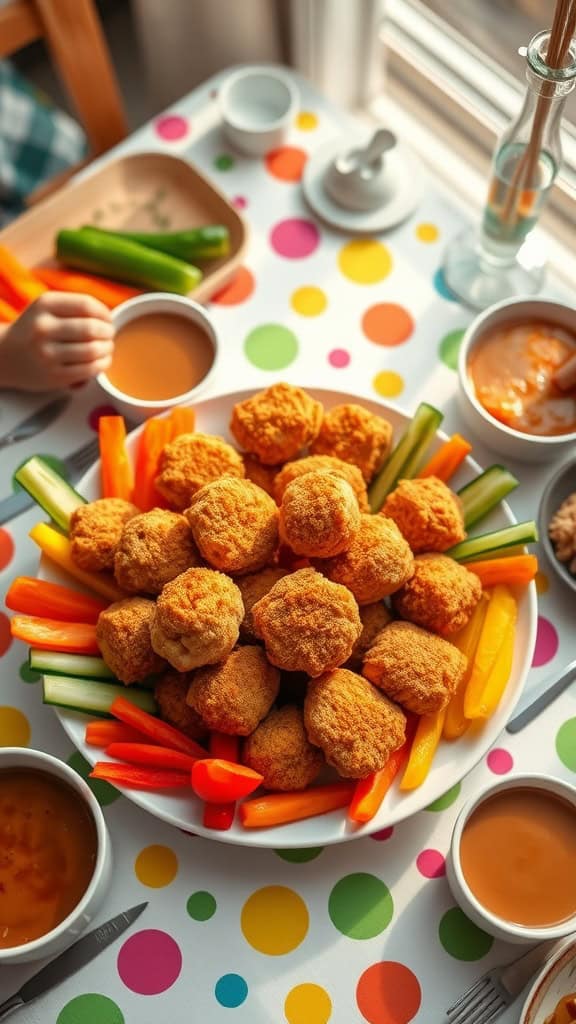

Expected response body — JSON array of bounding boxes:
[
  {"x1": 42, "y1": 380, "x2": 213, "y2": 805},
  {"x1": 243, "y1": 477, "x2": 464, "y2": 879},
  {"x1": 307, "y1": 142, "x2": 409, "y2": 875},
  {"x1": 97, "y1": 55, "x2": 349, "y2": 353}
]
[
  {"x1": 487, "y1": 748, "x2": 513, "y2": 775},
  {"x1": 88, "y1": 404, "x2": 118, "y2": 431},
  {"x1": 532, "y1": 616, "x2": 559, "y2": 668},
  {"x1": 154, "y1": 115, "x2": 189, "y2": 141},
  {"x1": 117, "y1": 929, "x2": 182, "y2": 994},
  {"x1": 329, "y1": 348, "x2": 350, "y2": 368},
  {"x1": 270, "y1": 218, "x2": 320, "y2": 259},
  {"x1": 416, "y1": 849, "x2": 446, "y2": 878},
  {"x1": 370, "y1": 826, "x2": 394, "y2": 842},
  {"x1": 232, "y1": 196, "x2": 248, "y2": 210}
]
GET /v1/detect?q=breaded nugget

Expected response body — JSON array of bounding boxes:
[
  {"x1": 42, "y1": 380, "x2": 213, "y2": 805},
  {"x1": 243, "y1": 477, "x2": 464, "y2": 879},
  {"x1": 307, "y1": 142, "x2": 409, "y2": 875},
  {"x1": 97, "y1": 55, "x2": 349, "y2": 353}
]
[
  {"x1": 114, "y1": 508, "x2": 200, "y2": 594},
  {"x1": 185, "y1": 478, "x2": 278, "y2": 575},
  {"x1": 363, "y1": 620, "x2": 467, "y2": 714},
  {"x1": 381, "y1": 476, "x2": 466, "y2": 553},
  {"x1": 236, "y1": 568, "x2": 288, "y2": 642},
  {"x1": 392, "y1": 553, "x2": 482, "y2": 635},
  {"x1": 151, "y1": 567, "x2": 243, "y2": 671},
  {"x1": 186, "y1": 646, "x2": 280, "y2": 735},
  {"x1": 242, "y1": 454, "x2": 279, "y2": 498},
  {"x1": 311, "y1": 403, "x2": 393, "y2": 482},
  {"x1": 279, "y1": 472, "x2": 360, "y2": 558},
  {"x1": 154, "y1": 669, "x2": 206, "y2": 740},
  {"x1": 319, "y1": 514, "x2": 414, "y2": 604},
  {"x1": 155, "y1": 433, "x2": 244, "y2": 511},
  {"x1": 230, "y1": 383, "x2": 323, "y2": 465},
  {"x1": 70, "y1": 498, "x2": 138, "y2": 572},
  {"x1": 243, "y1": 705, "x2": 323, "y2": 791},
  {"x1": 96, "y1": 597, "x2": 165, "y2": 684},
  {"x1": 304, "y1": 668, "x2": 406, "y2": 779},
  {"x1": 252, "y1": 567, "x2": 362, "y2": 677},
  {"x1": 274, "y1": 454, "x2": 369, "y2": 510},
  {"x1": 347, "y1": 602, "x2": 393, "y2": 670}
]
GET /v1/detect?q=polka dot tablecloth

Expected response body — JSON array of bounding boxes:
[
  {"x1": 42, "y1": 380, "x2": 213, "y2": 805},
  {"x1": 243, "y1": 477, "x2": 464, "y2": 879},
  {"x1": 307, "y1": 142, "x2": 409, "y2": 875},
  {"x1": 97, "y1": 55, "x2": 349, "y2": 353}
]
[{"x1": 0, "y1": 69, "x2": 574, "y2": 1024}]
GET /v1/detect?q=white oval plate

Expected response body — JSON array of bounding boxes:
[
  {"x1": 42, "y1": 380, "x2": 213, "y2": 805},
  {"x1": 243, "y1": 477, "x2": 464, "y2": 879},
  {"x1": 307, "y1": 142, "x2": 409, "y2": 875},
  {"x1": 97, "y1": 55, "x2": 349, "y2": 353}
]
[
  {"x1": 40, "y1": 388, "x2": 537, "y2": 847},
  {"x1": 520, "y1": 938, "x2": 576, "y2": 1023}
]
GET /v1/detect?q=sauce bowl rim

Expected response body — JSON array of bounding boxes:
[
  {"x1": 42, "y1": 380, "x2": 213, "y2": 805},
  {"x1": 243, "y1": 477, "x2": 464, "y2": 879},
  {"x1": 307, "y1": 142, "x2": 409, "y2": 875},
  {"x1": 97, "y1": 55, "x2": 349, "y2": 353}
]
[{"x1": 219, "y1": 65, "x2": 299, "y2": 133}]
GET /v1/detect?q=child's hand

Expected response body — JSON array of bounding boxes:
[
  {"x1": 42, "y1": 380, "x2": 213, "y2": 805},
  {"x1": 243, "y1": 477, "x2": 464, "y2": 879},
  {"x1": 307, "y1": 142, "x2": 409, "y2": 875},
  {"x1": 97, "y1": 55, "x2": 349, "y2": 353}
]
[{"x1": 0, "y1": 292, "x2": 114, "y2": 392}]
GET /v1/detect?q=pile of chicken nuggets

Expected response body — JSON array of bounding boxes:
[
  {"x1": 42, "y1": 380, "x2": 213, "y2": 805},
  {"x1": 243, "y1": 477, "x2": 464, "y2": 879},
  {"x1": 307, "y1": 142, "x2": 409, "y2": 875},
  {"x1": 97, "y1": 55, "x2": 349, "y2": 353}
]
[{"x1": 69, "y1": 383, "x2": 483, "y2": 799}]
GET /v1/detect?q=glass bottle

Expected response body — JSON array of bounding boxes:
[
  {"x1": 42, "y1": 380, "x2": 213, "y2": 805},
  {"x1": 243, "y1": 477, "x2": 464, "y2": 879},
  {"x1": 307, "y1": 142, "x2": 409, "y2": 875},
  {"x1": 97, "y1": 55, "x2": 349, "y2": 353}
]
[{"x1": 442, "y1": 30, "x2": 576, "y2": 311}]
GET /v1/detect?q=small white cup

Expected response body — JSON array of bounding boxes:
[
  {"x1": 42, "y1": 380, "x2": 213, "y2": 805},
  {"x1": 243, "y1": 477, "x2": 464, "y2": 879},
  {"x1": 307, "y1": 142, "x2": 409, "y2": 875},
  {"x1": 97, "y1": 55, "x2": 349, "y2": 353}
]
[
  {"x1": 0, "y1": 748, "x2": 112, "y2": 964},
  {"x1": 220, "y1": 66, "x2": 298, "y2": 156}
]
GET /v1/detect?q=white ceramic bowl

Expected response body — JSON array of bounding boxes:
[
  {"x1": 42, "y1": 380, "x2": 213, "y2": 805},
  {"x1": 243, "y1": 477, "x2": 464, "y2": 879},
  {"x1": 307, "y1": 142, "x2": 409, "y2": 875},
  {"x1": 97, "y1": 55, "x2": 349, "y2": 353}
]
[
  {"x1": 0, "y1": 747, "x2": 112, "y2": 964},
  {"x1": 538, "y1": 455, "x2": 576, "y2": 596},
  {"x1": 458, "y1": 297, "x2": 576, "y2": 463},
  {"x1": 447, "y1": 774, "x2": 576, "y2": 945},
  {"x1": 520, "y1": 937, "x2": 576, "y2": 1023},
  {"x1": 98, "y1": 293, "x2": 220, "y2": 422},
  {"x1": 220, "y1": 66, "x2": 298, "y2": 156}
]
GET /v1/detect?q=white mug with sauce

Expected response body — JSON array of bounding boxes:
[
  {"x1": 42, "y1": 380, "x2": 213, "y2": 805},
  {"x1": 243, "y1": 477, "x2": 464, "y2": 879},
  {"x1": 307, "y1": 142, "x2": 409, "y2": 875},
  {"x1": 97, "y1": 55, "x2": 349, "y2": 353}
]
[{"x1": 99, "y1": 293, "x2": 221, "y2": 422}]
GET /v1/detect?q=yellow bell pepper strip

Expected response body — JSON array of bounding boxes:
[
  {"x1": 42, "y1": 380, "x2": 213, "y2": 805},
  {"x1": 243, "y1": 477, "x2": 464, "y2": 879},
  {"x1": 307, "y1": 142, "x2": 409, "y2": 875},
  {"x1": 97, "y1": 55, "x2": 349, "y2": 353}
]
[
  {"x1": 400, "y1": 708, "x2": 447, "y2": 790},
  {"x1": 467, "y1": 620, "x2": 516, "y2": 720},
  {"x1": 443, "y1": 594, "x2": 489, "y2": 740},
  {"x1": 464, "y1": 585, "x2": 517, "y2": 720},
  {"x1": 98, "y1": 416, "x2": 134, "y2": 501},
  {"x1": 29, "y1": 522, "x2": 125, "y2": 603}
]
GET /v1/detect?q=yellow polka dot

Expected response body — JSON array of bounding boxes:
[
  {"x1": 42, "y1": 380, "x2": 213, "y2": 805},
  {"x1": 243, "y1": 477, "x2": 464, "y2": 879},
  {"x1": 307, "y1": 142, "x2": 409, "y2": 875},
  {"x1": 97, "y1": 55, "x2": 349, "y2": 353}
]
[
  {"x1": 134, "y1": 844, "x2": 178, "y2": 888},
  {"x1": 241, "y1": 885, "x2": 309, "y2": 955},
  {"x1": 338, "y1": 239, "x2": 393, "y2": 284},
  {"x1": 285, "y1": 983, "x2": 332, "y2": 1024},
  {"x1": 373, "y1": 370, "x2": 405, "y2": 398},
  {"x1": 416, "y1": 222, "x2": 440, "y2": 243},
  {"x1": 297, "y1": 111, "x2": 318, "y2": 131},
  {"x1": 0, "y1": 707, "x2": 30, "y2": 747},
  {"x1": 535, "y1": 570, "x2": 549, "y2": 594},
  {"x1": 291, "y1": 286, "x2": 327, "y2": 317}
]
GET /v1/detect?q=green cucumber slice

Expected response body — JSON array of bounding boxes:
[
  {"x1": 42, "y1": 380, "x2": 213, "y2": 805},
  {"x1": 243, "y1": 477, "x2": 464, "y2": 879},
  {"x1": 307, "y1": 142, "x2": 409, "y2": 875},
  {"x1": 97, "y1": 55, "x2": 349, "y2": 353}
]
[
  {"x1": 447, "y1": 520, "x2": 538, "y2": 562},
  {"x1": 30, "y1": 650, "x2": 115, "y2": 679},
  {"x1": 42, "y1": 676, "x2": 156, "y2": 716},
  {"x1": 15, "y1": 456, "x2": 85, "y2": 531},
  {"x1": 458, "y1": 465, "x2": 519, "y2": 529},
  {"x1": 368, "y1": 403, "x2": 444, "y2": 512}
]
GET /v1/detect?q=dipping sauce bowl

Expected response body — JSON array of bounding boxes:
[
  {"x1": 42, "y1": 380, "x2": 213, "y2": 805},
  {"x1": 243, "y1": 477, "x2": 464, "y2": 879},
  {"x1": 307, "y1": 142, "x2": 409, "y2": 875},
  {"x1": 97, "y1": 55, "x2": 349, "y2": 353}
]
[{"x1": 220, "y1": 66, "x2": 298, "y2": 156}]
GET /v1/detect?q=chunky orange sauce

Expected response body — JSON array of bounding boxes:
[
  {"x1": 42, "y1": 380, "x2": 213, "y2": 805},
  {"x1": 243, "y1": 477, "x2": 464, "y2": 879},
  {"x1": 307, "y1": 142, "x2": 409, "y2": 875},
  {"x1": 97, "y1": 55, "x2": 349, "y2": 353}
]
[
  {"x1": 468, "y1": 321, "x2": 576, "y2": 436},
  {"x1": 107, "y1": 312, "x2": 214, "y2": 400},
  {"x1": 0, "y1": 769, "x2": 97, "y2": 948},
  {"x1": 460, "y1": 787, "x2": 576, "y2": 927}
]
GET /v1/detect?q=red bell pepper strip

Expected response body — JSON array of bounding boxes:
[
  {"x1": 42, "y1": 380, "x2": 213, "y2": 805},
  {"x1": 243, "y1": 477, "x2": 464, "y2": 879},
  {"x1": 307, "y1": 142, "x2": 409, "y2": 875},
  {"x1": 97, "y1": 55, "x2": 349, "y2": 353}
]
[
  {"x1": 98, "y1": 416, "x2": 134, "y2": 501},
  {"x1": 110, "y1": 696, "x2": 208, "y2": 760},
  {"x1": 191, "y1": 759, "x2": 263, "y2": 803},
  {"x1": 348, "y1": 715, "x2": 417, "y2": 824},
  {"x1": 106, "y1": 742, "x2": 197, "y2": 772},
  {"x1": 85, "y1": 721, "x2": 148, "y2": 748},
  {"x1": 89, "y1": 762, "x2": 189, "y2": 789},
  {"x1": 10, "y1": 614, "x2": 99, "y2": 654},
  {"x1": 6, "y1": 576, "x2": 107, "y2": 624},
  {"x1": 202, "y1": 734, "x2": 239, "y2": 831}
]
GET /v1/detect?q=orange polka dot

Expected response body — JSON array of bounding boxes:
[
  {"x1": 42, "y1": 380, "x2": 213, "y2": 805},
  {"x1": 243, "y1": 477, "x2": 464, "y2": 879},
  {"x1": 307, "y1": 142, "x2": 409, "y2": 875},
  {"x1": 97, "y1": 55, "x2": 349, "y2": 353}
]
[
  {"x1": 0, "y1": 613, "x2": 12, "y2": 657},
  {"x1": 0, "y1": 529, "x2": 14, "y2": 571},
  {"x1": 265, "y1": 147, "x2": 307, "y2": 182},
  {"x1": 211, "y1": 267, "x2": 255, "y2": 305},
  {"x1": 362, "y1": 303, "x2": 414, "y2": 346},
  {"x1": 356, "y1": 961, "x2": 421, "y2": 1024}
]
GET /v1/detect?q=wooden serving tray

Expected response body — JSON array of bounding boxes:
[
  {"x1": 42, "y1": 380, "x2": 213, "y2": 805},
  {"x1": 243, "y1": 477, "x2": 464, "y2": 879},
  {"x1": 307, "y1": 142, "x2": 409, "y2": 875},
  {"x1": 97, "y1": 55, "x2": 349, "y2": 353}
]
[{"x1": 0, "y1": 152, "x2": 248, "y2": 302}]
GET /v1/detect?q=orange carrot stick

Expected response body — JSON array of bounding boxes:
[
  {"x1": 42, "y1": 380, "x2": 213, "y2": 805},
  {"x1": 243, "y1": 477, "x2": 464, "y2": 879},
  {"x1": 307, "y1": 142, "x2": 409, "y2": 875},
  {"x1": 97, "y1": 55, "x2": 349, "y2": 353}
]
[
  {"x1": 132, "y1": 416, "x2": 172, "y2": 510},
  {"x1": 418, "y1": 434, "x2": 472, "y2": 482},
  {"x1": 240, "y1": 782, "x2": 355, "y2": 829},
  {"x1": 167, "y1": 406, "x2": 196, "y2": 439},
  {"x1": 34, "y1": 267, "x2": 142, "y2": 308},
  {"x1": 0, "y1": 297, "x2": 18, "y2": 322},
  {"x1": 464, "y1": 555, "x2": 538, "y2": 588},
  {"x1": 349, "y1": 716, "x2": 417, "y2": 823},
  {"x1": 10, "y1": 615, "x2": 99, "y2": 654},
  {"x1": 5, "y1": 576, "x2": 107, "y2": 624},
  {"x1": 98, "y1": 416, "x2": 133, "y2": 501},
  {"x1": 0, "y1": 245, "x2": 46, "y2": 309},
  {"x1": 85, "y1": 721, "x2": 148, "y2": 748}
]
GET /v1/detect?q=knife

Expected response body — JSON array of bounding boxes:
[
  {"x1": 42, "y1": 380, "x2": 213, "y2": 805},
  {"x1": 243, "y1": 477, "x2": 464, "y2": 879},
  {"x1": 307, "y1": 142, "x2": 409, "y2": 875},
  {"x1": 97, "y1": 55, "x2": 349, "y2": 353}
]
[
  {"x1": 0, "y1": 397, "x2": 70, "y2": 451},
  {"x1": 0, "y1": 902, "x2": 148, "y2": 1020},
  {"x1": 506, "y1": 657, "x2": 576, "y2": 733}
]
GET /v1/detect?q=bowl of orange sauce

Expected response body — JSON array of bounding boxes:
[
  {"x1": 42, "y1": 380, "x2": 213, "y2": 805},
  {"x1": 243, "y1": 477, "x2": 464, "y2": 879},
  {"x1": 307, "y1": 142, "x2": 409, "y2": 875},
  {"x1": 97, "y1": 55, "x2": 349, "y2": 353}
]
[
  {"x1": 458, "y1": 298, "x2": 576, "y2": 463},
  {"x1": 0, "y1": 747, "x2": 111, "y2": 964},
  {"x1": 447, "y1": 774, "x2": 576, "y2": 944},
  {"x1": 99, "y1": 293, "x2": 220, "y2": 422}
]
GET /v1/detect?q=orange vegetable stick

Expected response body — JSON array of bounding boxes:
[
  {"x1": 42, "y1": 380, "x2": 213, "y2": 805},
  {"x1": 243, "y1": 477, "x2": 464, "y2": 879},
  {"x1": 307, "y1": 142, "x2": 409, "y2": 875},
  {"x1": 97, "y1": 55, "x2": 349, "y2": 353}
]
[
  {"x1": 132, "y1": 416, "x2": 172, "y2": 510},
  {"x1": 110, "y1": 696, "x2": 208, "y2": 760},
  {"x1": 240, "y1": 782, "x2": 355, "y2": 829},
  {"x1": 98, "y1": 416, "x2": 134, "y2": 501},
  {"x1": 90, "y1": 763, "x2": 190, "y2": 789},
  {"x1": 349, "y1": 716, "x2": 417, "y2": 823},
  {"x1": 0, "y1": 245, "x2": 46, "y2": 309},
  {"x1": 33, "y1": 267, "x2": 142, "y2": 308},
  {"x1": 400, "y1": 709, "x2": 447, "y2": 791},
  {"x1": 85, "y1": 721, "x2": 148, "y2": 748},
  {"x1": 0, "y1": 297, "x2": 18, "y2": 322},
  {"x1": 167, "y1": 406, "x2": 196, "y2": 439},
  {"x1": 29, "y1": 522, "x2": 125, "y2": 603},
  {"x1": 464, "y1": 555, "x2": 538, "y2": 588},
  {"x1": 5, "y1": 576, "x2": 107, "y2": 624},
  {"x1": 418, "y1": 434, "x2": 472, "y2": 482},
  {"x1": 106, "y1": 742, "x2": 197, "y2": 772},
  {"x1": 10, "y1": 614, "x2": 99, "y2": 654}
]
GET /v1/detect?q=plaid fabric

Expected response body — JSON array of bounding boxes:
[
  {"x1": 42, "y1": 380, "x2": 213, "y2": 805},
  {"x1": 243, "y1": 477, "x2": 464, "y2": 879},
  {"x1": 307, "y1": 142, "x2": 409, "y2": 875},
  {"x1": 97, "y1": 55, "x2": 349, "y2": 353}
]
[{"x1": 0, "y1": 60, "x2": 86, "y2": 225}]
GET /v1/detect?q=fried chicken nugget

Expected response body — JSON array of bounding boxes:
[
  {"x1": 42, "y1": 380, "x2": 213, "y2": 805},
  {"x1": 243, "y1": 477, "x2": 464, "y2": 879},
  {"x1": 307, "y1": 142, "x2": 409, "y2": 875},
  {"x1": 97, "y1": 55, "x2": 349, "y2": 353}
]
[
  {"x1": 243, "y1": 705, "x2": 323, "y2": 791},
  {"x1": 310, "y1": 403, "x2": 393, "y2": 482},
  {"x1": 186, "y1": 646, "x2": 280, "y2": 736},
  {"x1": 96, "y1": 597, "x2": 166, "y2": 684},
  {"x1": 230, "y1": 383, "x2": 323, "y2": 465},
  {"x1": 242, "y1": 454, "x2": 279, "y2": 498},
  {"x1": 235, "y1": 567, "x2": 288, "y2": 642},
  {"x1": 347, "y1": 602, "x2": 393, "y2": 671},
  {"x1": 252, "y1": 567, "x2": 362, "y2": 677},
  {"x1": 363, "y1": 620, "x2": 467, "y2": 714},
  {"x1": 381, "y1": 476, "x2": 466, "y2": 553},
  {"x1": 154, "y1": 669, "x2": 206, "y2": 740},
  {"x1": 114, "y1": 509, "x2": 200, "y2": 595},
  {"x1": 274, "y1": 454, "x2": 369, "y2": 511},
  {"x1": 279, "y1": 472, "x2": 360, "y2": 558},
  {"x1": 151, "y1": 567, "x2": 243, "y2": 671},
  {"x1": 155, "y1": 433, "x2": 244, "y2": 511},
  {"x1": 319, "y1": 514, "x2": 414, "y2": 604},
  {"x1": 392, "y1": 553, "x2": 482, "y2": 635},
  {"x1": 70, "y1": 498, "x2": 139, "y2": 573},
  {"x1": 185, "y1": 478, "x2": 278, "y2": 575},
  {"x1": 304, "y1": 668, "x2": 406, "y2": 779}
]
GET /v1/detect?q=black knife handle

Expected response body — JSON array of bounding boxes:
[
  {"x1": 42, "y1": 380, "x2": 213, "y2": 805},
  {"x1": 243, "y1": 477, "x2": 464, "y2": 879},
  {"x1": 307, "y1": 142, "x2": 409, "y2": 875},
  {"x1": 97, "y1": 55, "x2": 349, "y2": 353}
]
[{"x1": 0, "y1": 994, "x2": 25, "y2": 1020}]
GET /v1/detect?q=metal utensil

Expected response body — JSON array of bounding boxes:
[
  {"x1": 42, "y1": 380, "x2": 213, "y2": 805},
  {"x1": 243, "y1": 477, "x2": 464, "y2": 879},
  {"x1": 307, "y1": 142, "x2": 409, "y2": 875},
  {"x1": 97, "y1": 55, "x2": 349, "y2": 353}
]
[
  {"x1": 0, "y1": 901, "x2": 147, "y2": 1019},
  {"x1": 506, "y1": 658, "x2": 576, "y2": 733},
  {"x1": 0, "y1": 396, "x2": 70, "y2": 451},
  {"x1": 0, "y1": 435, "x2": 100, "y2": 526}
]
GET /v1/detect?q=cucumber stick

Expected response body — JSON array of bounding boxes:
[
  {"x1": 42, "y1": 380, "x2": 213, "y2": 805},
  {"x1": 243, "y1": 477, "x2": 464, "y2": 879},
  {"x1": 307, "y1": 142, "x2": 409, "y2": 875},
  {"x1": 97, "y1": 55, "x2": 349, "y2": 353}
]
[
  {"x1": 448, "y1": 520, "x2": 538, "y2": 562},
  {"x1": 84, "y1": 225, "x2": 230, "y2": 262},
  {"x1": 15, "y1": 456, "x2": 85, "y2": 531},
  {"x1": 30, "y1": 650, "x2": 115, "y2": 679},
  {"x1": 57, "y1": 228, "x2": 202, "y2": 294},
  {"x1": 369, "y1": 403, "x2": 444, "y2": 512},
  {"x1": 458, "y1": 465, "x2": 519, "y2": 529},
  {"x1": 43, "y1": 676, "x2": 156, "y2": 715}
]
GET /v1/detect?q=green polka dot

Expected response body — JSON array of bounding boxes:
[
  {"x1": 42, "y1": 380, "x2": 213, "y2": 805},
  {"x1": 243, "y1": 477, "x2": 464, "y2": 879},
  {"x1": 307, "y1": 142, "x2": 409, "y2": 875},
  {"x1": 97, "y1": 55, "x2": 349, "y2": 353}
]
[
  {"x1": 439, "y1": 907, "x2": 494, "y2": 961},
  {"x1": 19, "y1": 660, "x2": 40, "y2": 684},
  {"x1": 215, "y1": 153, "x2": 234, "y2": 171},
  {"x1": 556, "y1": 718, "x2": 576, "y2": 771},
  {"x1": 244, "y1": 324, "x2": 298, "y2": 370},
  {"x1": 12, "y1": 454, "x2": 69, "y2": 493},
  {"x1": 57, "y1": 994, "x2": 124, "y2": 1024},
  {"x1": 275, "y1": 847, "x2": 324, "y2": 863},
  {"x1": 439, "y1": 329, "x2": 465, "y2": 371},
  {"x1": 187, "y1": 890, "x2": 217, "y2": 921},
  {"x1": 67, "y1": 751, "x2": 120, "y2": 806},
  {"x1": 426, "y1": 782, "x2": 461, "y2": 812},
  {"x1": 328, "y1": 873, "x2": 393, "y2": 939}
]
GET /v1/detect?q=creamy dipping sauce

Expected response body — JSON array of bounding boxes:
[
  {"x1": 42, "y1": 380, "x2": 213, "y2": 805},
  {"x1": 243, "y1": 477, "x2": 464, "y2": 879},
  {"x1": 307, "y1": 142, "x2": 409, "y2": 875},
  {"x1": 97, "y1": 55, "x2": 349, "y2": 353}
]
[
  {"x1": 468, "y1": 321, "x2": 576, "y2": 436},
  {"x1": 107, "y1": 312, "x2": 214, "y2": 400},
  {"x1": 0, "y1": 769, "x2": 97, "y2": 948},
  {"x1": 460, "y1": 787, "x2": 576, "y2": 928}
]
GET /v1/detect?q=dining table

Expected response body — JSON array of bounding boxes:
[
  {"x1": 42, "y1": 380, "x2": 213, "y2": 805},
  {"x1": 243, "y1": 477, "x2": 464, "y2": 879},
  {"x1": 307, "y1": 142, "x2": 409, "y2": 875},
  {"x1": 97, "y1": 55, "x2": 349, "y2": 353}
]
[{"x1": 0, "y1": 65, "x2": 574, "y2": 1024}]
